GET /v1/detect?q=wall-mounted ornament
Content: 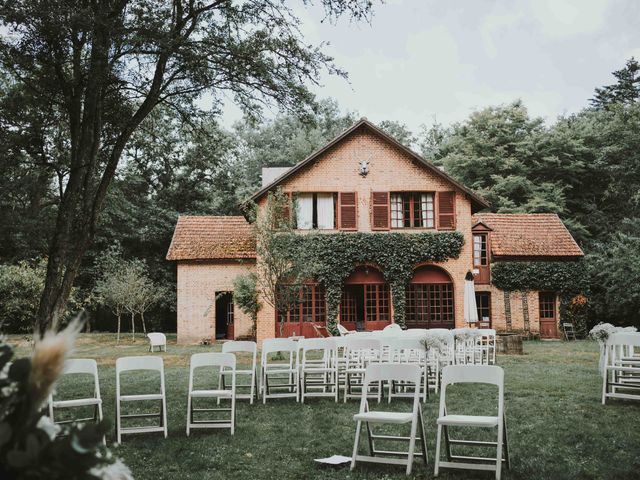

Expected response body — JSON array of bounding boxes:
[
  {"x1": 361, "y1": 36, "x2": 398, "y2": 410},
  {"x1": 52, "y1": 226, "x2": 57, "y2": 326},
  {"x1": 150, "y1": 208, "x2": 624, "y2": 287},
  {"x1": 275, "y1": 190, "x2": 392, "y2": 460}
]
[{"x1": 358, "y1": 159, "x2": 369, "y2": 177}]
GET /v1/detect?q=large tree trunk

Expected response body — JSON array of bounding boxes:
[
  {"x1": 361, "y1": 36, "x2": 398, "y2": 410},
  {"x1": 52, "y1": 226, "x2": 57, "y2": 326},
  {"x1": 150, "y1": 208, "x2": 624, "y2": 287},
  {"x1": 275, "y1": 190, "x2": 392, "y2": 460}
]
[{"x1": 33, "y1": 4, "x2": 168, "y2": 335}]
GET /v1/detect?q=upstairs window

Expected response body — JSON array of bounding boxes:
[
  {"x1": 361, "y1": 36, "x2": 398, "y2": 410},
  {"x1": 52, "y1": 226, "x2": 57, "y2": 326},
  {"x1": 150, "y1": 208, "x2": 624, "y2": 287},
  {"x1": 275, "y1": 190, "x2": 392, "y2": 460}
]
[
  {"x1": 390, "y1": 192, "x2": 435, "y2": 228},
  {"x1": 473, "y1": 234, "x2": 488, "y2": 266},
  {"x1": 295, "y1": 193, "x2": 336, "y2": 230}
]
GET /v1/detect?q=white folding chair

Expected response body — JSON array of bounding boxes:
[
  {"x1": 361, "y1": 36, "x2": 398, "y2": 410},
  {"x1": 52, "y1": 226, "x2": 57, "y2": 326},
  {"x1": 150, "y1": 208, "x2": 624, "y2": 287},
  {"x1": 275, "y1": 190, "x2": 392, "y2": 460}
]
[
  {"x1": 476, "y1": 329, "x2": 497, "y2": 365},
  {"x1": 337, "y1": 323, "x2": 356, "y2": 336},
  {"x1": 219, "y1": 341, "x2": 258, "y2": 404},
  {"x1": 298, "y1": 338, "x2": 339, "y2": 402},
  {"x1": 48, "y1": 359, "x2": 104, "y2": 441},
  {"x1": 343, "y1": 337, "x2": 383, "y2": 402},
  {"x1": 115, "y1": 356, "x2": 167, "y2": 443},
  {"x1": 147, "y1": 332, "x2": 167, "y2": 352},
  {"x1": 351, "y1": 363, "x2": 428, "y2": 476},
  {"x1": 435, "y1": 365, "x2": 510, "y2": 480},
  {"x1": 453, "y1": 330, "x2": 480, "y2": 365},
  {"x1": 387, "y1": 337, "x2": 429, "y2": 403},
  {"x1": 602, "y1": 332, "x2": 640, "y2": 404},
  {"x1": 187, "y1": 352, "x2": 236, "y2": 435},
  {"x1": 261, "y1": 338, "x2": 299, "y2": 403}
]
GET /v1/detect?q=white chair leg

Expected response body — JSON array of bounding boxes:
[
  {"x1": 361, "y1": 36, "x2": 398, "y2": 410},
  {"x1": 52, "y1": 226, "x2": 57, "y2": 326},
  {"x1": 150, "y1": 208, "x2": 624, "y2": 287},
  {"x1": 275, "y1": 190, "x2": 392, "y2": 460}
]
[
  {"x1": 300, "y1": 370, "x2": 305, "y2": 404},
  {"x1": 406, "y1": 417, "x2": 418, "y2": 475},
  {"x1": 231, "y1": 396, "x2": 236, "y2": 435},
  {"x1": 601, "y1": 368, "x2": 608, "y2": 405},
  {"x1": 116, "y1": 399, "x2": 122, "y2": 444},
  {"x1": 496, "y1": 425, "x2": 503, "y2": 480},
  {"x1": 250, "y1": 368, "x2": 256, "y2": 405},
  {"x1": 351, "y1": 420, "x2": 362, "y2": 471},
  {"x1": 434, "y1": 424, "x2": 442, "y2": 476},
  {"x1": 162, "y1": 396, "x2": 168, "y2": 438},
  {"x1": 186, "y1": 394, "x2": 191, "y2": 436}
]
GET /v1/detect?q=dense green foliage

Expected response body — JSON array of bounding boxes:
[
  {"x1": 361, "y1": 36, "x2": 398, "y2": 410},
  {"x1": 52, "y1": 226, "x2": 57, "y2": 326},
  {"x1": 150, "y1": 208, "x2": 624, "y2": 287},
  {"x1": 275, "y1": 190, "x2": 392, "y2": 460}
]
[
  {"x1": 0, "y1": 261, "x2": 46, "y2": 333},
  {"x1": 2, "y1": 57, "x2": 640, "y2": 331},
  {"x1": 283, "y1": 231, "x2": 465, "y2": 330},
  {"x1": 491, "y1": 261, "x2": 589, "y2": 295},
  {"x1": 232, "y1": 273, "x2": 261, "y2": 337}
]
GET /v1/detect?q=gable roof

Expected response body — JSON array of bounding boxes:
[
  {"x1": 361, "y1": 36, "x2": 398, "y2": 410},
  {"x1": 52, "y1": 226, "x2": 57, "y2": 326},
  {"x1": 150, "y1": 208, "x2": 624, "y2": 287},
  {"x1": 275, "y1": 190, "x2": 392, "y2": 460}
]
[
  {"x1": 166, "y1": 216, "x2": 256, "y2": 261},
  {"x1": 472, "y1": 213, "x2": 584, "y2": 259},
  {"x1": 246, "y1": 118, "x2": 490, "y2": 212}
]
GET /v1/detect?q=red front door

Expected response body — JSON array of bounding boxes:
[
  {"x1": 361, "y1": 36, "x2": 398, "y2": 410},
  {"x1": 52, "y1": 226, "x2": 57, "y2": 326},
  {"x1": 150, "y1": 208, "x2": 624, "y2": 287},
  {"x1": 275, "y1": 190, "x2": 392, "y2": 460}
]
[
  {"x1": 276, "y1": 284, "x2": 326, "y2": 338},
  {"x1": 339, "y1": 283, "x2": 391, "y2": 331},
  {"x1": 539, "y1": 292, "x2": 559, "y2": 339}
]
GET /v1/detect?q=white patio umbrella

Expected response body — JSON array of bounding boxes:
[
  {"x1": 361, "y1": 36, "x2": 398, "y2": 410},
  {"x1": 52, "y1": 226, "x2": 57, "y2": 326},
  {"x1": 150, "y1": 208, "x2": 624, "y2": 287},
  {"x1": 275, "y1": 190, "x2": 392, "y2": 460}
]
[{"x1": 463, "y1": 271, "x2": 479, "y2": 324}]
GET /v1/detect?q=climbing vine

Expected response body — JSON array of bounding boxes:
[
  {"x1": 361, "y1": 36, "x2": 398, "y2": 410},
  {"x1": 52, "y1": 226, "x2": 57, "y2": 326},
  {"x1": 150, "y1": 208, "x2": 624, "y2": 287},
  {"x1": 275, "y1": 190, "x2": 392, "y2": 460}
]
[
  {"x1": 274, "y1": 231, "x2": 465, "y2": 332},
  {"x1": 491, "y1": 260, "x2": 590, "y2": 328},
  {"x1": 491, "y1": 261, "x2": 588, "y2": 294}
]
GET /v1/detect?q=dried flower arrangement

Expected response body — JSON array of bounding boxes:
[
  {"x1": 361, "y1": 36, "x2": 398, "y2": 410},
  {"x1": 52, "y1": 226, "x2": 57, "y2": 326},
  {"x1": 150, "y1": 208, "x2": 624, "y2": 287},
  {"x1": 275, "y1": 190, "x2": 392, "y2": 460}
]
[{"x1": 0, "y1": 320, "x2": 132, "y2": 479}]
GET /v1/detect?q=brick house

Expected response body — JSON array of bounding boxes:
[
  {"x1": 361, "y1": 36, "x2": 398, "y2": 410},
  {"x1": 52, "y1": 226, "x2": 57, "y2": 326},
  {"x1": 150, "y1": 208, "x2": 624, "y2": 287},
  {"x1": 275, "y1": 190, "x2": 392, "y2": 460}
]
[{"x1": 167, "y1": 118, "x2": 583, "y2": 344}]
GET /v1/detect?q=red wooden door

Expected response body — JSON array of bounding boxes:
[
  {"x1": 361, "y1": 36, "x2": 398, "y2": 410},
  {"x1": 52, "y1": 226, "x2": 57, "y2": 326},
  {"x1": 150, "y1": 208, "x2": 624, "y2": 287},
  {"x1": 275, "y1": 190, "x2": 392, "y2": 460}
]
[
  {"x1": 364, "y1": 284, "x2": 391, "y2": 331},
  {"x1": 539, "y1": 292, "x2": 559, "y2": 339}
]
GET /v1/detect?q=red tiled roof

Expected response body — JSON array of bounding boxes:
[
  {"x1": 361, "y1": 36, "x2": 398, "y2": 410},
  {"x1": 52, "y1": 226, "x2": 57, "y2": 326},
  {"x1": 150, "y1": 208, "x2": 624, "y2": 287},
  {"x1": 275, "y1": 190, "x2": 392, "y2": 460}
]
[
  {"x1": 166, "y1": 216, "x2": 256, "y2": 261},
  {"x1": 472, "y1": 213, "x2": 583, "y2": 258}
]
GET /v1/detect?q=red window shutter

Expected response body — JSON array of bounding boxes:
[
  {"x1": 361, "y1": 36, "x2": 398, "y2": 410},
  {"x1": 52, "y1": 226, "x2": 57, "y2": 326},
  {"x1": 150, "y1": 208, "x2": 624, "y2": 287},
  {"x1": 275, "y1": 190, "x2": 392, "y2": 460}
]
[
  {"x1": 437, "y1": 191, "x2": 456, "y2": 230},
  {"x1": 371, "y1": 192, "x2": 390, "y2": 231},
  {"x1": 338, "y1": 192, "x2": 357, "y2": 230}
]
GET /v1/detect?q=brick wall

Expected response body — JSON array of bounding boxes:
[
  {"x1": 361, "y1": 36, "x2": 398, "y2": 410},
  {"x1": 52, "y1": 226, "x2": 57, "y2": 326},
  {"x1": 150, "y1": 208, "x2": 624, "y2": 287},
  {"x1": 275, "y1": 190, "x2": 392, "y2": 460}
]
[
  {"x1": 253, "y1": 129, "x2": 476, "y2": 344},
  {"x1": 177, "y1": 260, "x2": 256, "y2": 344},
  {"x1": 475, "y1": 284, "x2": 559, "y2": 335}
]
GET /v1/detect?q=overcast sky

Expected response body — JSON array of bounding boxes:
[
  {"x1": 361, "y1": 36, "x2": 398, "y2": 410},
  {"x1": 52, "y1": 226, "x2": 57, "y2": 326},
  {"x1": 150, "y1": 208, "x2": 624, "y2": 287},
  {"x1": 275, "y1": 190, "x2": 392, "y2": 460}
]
[{"x1": 222, "y1": 0, "x2": 640, "y2": 132}]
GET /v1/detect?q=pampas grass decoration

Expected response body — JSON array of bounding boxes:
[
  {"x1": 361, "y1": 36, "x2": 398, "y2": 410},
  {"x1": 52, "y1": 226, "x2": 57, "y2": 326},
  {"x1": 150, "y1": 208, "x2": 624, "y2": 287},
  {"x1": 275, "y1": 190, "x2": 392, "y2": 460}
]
[{"x1": 29, "y1": 318, "x2": 83, "y2": 409}]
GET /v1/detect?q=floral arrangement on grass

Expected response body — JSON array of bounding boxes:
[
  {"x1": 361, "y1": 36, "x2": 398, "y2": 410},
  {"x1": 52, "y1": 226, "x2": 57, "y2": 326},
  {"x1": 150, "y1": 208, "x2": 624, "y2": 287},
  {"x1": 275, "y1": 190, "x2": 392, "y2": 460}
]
[{"x1": 0, "y1": 321, "x2": 132, "y2": 480}]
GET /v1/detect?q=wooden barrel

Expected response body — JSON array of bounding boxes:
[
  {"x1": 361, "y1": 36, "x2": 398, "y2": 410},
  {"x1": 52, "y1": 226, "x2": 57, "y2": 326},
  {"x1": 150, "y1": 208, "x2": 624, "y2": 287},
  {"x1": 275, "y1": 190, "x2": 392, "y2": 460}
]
[{"x1": 496, "y1": 333, "x2": 523, "y2": 355}]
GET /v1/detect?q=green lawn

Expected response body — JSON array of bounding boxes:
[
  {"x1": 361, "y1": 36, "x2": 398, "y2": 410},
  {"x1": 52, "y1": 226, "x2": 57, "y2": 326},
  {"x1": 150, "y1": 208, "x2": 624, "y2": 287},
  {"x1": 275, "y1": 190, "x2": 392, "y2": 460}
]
[{"x1": 11, "y1": 334, "x2": 640, "y2": 480}]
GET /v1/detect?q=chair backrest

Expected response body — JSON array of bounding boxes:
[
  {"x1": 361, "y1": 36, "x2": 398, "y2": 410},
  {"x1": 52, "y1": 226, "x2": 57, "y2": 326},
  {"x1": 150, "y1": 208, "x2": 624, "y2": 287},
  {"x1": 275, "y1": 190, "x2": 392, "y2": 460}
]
[
  {"x1": 477, "y1": 329, "x2": 496, "y2": 337},
  {"x1": 63, "y1": 358, "x2": 99, "y2": 376},
  {"x1": 190, "y1": 352, "x2": 236, "y2": 371},
  {"x1": 441, "y1": 365, "x2": 504, "y2": 388},
  {"x1": 299, "y1": 337, "x2": 336, "y2": 352},
  {"x1": 222, "y1": 340, "x2": 257, "y2": 355},
  {"x1": 383, "y1": 323, "x2": 402, "y2": 332},
  {"x1": 262, "y1": 338, "x2": 297, "y2": 355},
  {"x1": 116, "y1": 356, "x2": 164, "y2": 374},
  {"x1": 606, "y1": 332, "x2": 640, "y2": 347},
  {"x1": 363, "y1": 363, "x2": 421, "y2": 388},
  {"x1": 439, "y1": 365, "x2": 505, "y2": 420},
  {"x1": 337, "y1": 324, "x2": 350, "y2": 336},
  {"x1": 403, "y1": 328, "x2": 429, "y2": 337},
  {"x1": 345, "y1": 337, "x2": 382, "y2": 351},
  {"x1": 147, "y1": 332, "x2": 166, "y2": 346}
]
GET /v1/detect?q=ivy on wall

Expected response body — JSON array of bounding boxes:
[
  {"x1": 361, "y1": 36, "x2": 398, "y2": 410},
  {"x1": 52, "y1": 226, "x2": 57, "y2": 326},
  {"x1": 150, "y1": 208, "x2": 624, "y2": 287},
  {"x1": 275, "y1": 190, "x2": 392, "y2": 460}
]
[
  {"x1": 491, "y1": 260, "x2": 589, "y2": 326},
  {"x1": 275, "y1": 231, "x2": 465, "y2": 332},
  {"x1": 491, "y1": 261, "x2": 588, "y2": 294}
]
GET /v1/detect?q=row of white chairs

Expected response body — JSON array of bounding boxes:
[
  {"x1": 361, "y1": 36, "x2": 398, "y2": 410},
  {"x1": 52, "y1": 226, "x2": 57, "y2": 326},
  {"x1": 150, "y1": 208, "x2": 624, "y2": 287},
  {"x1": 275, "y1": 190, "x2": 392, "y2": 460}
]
[
  {"x1": 48, "y1": 343, "x2": 255, "y2": 442},
  {"x1": 601, "y1": 332, "x2": 640, "y2": 404}
]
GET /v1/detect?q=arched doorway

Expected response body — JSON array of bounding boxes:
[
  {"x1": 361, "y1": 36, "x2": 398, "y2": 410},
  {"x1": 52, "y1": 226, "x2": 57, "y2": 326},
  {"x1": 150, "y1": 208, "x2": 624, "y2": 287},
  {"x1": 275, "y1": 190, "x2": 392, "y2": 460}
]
[
  {"x1": 340, "y1": 266, "x2": 391, "y2": 331},
  {"x1": 405, "y1": 265, "x2": 454, "y2": 329}
]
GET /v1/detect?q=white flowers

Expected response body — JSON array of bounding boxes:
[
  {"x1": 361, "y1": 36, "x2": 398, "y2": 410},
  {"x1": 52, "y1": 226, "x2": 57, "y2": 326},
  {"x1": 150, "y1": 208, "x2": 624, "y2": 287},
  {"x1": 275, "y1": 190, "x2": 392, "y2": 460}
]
[
  {"x1": 36, "y1": 415, "x2": 61, "y2": 441},
  {"x1": 589, "y1": 322, "x2": 637, "y2": 344},
  {"x1": 89, "y1": 459, "x2": 134, "y2": 480},
  {"x1": 452, "y1": 328, "x2": 481, "y2": 341}
]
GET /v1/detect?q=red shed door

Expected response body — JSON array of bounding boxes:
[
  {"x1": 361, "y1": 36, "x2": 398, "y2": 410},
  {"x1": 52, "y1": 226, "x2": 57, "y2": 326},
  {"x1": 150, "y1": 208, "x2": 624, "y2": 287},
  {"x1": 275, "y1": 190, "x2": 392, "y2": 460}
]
[{"x1": 539, "y1": 292, "x2": 559, "y2": 339}]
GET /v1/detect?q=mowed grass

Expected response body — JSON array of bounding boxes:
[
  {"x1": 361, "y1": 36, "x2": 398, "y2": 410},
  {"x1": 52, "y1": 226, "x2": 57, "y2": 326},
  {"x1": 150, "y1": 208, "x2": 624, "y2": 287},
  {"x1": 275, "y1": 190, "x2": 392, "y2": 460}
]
[{"x1": 10, "y1": 334, "x2": 640, "y2": 480}]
